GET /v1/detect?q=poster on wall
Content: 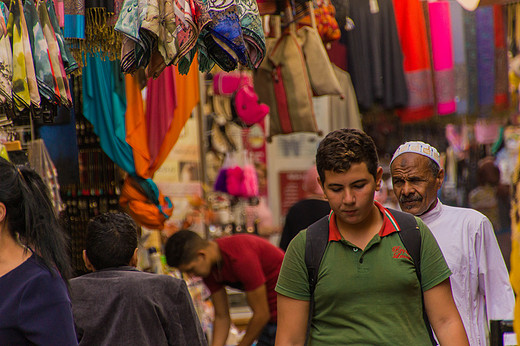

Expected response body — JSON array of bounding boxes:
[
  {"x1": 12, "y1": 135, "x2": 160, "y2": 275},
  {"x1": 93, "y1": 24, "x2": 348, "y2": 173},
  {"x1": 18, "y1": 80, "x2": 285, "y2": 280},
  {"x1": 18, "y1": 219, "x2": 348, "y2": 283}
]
[{"x1": 279, "y1": 170, "x2": 308, "y2": 216}]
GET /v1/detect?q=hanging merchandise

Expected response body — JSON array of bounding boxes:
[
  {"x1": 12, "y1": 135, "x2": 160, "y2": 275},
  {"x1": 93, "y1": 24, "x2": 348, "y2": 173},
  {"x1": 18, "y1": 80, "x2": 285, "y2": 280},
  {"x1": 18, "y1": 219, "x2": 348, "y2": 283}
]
[
  {"x1": 313, "y1": 0, "x2": 340, "y2": 43},
  {"x1": 393, "y1": 0, "x2": 434, "y2": 122},
  {"x1": 254, "y1": 31, "x2": 318, "y2": 137},
  {"x1": 27, "y1": 139, "x2": 64, "y2": 212},
  {"x1": 296, "y1": 25, "x2": 341, "y2": 97},
  {"x1": 429, "y1": 1, "x2": 456, "y2": 116},
  {"x1": 213, "y1": 71, "x2": 252, "y2": 96},
  {"x1": 476, "y1": 6, "x2": 495, "y2": 117},
  {"x1": 0, "y1": 7, "x2": 12, "y2": 107},
  {"x1": 230, "y1": 82, "x2": 269, "y2": 127},
  {"x1": 342, "y1": 0, "x2": 408, "y2": 111},
  {"x1": 213, "y1": 152, "x2": 258, "y2": 198},
  {"x1": 116, "y1": 0, "x2": 265, "y2": 76},
  {"x1": 450, "y1": 0, "x2": 469, "y2": 116}
]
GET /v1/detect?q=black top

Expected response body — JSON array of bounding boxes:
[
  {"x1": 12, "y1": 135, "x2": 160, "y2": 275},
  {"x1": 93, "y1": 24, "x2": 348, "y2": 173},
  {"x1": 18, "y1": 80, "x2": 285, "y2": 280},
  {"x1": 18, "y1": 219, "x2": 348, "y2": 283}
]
[{"x1": 279, "y1": 199, "x2": 331, "y2": 251}]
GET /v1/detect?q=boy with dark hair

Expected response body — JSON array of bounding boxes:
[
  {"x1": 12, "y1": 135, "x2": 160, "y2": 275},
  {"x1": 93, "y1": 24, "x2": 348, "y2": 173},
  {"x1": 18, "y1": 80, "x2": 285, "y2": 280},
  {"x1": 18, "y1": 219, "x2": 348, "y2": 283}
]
[
  {"x1": 70, "y1": 212, "x2": 207, "y2": 346},
  {"x1": 275, "y1": 128, "x2": 469, "y2": 345},
  {"x1": 165, "y1": 230, "x2": 284, "y2": 346}
]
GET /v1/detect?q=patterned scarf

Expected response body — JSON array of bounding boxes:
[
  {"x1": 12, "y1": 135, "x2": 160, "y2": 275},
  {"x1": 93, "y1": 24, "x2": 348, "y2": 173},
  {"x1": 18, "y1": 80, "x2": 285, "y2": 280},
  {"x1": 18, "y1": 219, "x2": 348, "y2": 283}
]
[
  {"x1": 236, "y1": 0, "x2": 264, "y2": 68},
  {"x1": 24, "y1": 0, "x2": 57, "y2": 103},
  {"x1": 38, "y1": 0, "x2": 70, "y2": 106},
  {"x1": 7, "y1": 0, "x2": 34, "y2": 110},
  {"x1": 0, "y1": 8, "x2": 12, "y2": 106}
]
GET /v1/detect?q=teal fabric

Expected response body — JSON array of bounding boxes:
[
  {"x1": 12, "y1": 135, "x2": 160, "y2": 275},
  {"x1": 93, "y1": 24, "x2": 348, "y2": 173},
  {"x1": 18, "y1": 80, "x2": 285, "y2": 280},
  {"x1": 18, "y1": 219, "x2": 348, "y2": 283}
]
[{"x1": 82, "y1": 53, "x2": 168, "y2": 214}]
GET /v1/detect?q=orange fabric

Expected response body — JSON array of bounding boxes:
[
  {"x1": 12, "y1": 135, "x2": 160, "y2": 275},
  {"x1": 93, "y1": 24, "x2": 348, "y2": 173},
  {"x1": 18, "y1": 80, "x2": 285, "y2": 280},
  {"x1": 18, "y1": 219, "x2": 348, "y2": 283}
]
[
  {"x1": 119, "y1": 176, "x2": 174, "y2": 230},
  {"x1": 149, "y1": 61, "x2": 200, "y2": 173},
  {"x1": 124, "y1": 74, "x2": 151, "y2": 178}
]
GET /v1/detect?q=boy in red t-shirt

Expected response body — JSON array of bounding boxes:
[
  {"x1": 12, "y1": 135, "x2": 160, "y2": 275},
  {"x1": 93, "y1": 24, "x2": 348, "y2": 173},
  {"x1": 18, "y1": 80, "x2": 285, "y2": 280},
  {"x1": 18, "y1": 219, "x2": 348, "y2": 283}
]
[{"x1": 165, "y1": 231, "x2": 284, "y2": 346}]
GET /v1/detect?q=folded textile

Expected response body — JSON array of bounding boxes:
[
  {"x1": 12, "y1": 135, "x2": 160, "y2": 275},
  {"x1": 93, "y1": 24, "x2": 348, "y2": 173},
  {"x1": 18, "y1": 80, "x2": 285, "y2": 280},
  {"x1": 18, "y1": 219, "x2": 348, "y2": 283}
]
[{"x1": 236, "y1": 0, "x2": 265, "y2": 68}]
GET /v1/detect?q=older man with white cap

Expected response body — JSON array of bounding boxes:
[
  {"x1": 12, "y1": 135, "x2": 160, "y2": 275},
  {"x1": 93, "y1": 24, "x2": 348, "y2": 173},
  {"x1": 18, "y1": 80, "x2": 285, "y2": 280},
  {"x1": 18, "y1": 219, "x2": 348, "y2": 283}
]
[{"x1": 390, "y1": 141, "x2": 514, "y2": 346}]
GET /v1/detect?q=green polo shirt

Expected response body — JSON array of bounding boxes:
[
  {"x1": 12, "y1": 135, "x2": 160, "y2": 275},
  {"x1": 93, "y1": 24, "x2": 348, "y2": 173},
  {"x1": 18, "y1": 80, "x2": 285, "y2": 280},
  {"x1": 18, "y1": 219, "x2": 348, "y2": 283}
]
[{"x1": 276, "y1": 202, "x2": 451, "y2": 345}]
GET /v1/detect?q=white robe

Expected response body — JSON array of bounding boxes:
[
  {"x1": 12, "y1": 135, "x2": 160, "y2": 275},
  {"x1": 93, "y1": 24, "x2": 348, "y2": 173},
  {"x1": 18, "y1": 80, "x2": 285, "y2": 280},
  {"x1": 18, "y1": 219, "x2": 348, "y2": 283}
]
[{"x1": 420, "y1": 200, "x2": 514, "y2": 345}]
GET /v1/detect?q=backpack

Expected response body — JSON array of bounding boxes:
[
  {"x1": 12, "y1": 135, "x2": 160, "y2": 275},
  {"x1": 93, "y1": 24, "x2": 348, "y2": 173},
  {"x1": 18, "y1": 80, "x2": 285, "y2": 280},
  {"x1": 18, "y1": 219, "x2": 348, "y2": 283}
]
[{"x1": 304, "y1": 208, "x2": 436, "y2": 345}]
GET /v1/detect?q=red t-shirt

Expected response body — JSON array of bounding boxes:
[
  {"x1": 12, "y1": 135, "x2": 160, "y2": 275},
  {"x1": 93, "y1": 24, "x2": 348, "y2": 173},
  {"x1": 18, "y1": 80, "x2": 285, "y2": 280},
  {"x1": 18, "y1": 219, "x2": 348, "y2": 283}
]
[{"x1": 203, "y1": 234, "x2": 284, "y2": 322}]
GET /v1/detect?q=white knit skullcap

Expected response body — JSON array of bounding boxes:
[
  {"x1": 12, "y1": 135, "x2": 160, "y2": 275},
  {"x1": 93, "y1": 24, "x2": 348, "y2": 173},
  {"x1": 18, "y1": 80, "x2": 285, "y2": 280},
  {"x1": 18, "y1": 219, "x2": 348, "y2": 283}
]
[{"x1": 390, "y1": 141, "x2": 441, "y2": 167}]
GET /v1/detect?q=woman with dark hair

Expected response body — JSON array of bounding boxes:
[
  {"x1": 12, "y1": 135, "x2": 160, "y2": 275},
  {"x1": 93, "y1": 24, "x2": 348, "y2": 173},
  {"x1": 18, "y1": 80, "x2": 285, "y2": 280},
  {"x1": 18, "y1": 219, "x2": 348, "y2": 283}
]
[{"x1": 0, "y1": 157, "x2": 77, "y2": 345}]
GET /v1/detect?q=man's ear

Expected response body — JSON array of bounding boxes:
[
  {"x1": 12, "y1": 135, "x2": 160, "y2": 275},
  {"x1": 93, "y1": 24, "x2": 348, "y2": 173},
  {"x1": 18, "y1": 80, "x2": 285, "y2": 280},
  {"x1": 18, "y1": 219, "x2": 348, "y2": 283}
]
[
  {"x1": 0, "y1": 202, "x2": 6, "y2": 224},
  {"x1": 375, "y1": 167, "x2": 384, "y2": 191},
  {"x1": 129, "y1": 248, "x2": 138, "y2": 267},
  {"x1": 82, "y1": 250, "x2": 96, "y2": 272},
  {"x1": 436, "y1": 168, "x2": 445, "y2": 189}
]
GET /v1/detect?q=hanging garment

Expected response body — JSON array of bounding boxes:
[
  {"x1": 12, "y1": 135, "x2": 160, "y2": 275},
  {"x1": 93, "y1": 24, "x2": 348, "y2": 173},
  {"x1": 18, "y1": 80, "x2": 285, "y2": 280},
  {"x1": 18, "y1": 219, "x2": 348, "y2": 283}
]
[
  {"x1": 63, "y1": 0, "x2": 85, "y2": 39},
  {"x1": 393, "y1": 0, "x2": 434, "y2": 122},
  {"x1": 236, "y1": 0, "x2": 265, "y2": 68},
  {"x1": 476, "y1": 6, "x2": 495, "y2": 117},
  {"x1": 24, "y1": 0, "x2": 56, "y2": 103},
  {"x1": 464, "y1": 9, "x2": 479, "y2": 115},
  {"x1": 38, "y1": 0, "x2": 70, "y2": 106},
  {"x1": 429, "y1": 1, "x2": 456, "y2": 115},
  {"x1": 329, "y1": 64, "x2": 362, "y2": 130},
  {"x1": 7, "y1": 0, "x2": 32, "y2": 110},
  {"x1": 18, "y1": 0, "x2": 40, "y2": 108},
  {"x1": 145, "y1": 66, "x2": 177, "y2": 165},
  {"x1": 450, "y1": 0, "x2": 468, "y2": 115},
  {"x1": 343, "y1": 0, "x2": 408, "y2": 111},
  {"x1": 0, "y1": 8, "x2": 12, "y2": 106},
  {"x1": 200, "y1": 0, "x2": 247, "y2": 72},
  {"x1": 494, "y1": 5, "x2": 508, "y2": 110},
  {"x1": 172, "y1": 0, "x2": 198, "y2": 65},
  {"x1": 47, "y1": 0, "x2": 78, "y2": 75}
]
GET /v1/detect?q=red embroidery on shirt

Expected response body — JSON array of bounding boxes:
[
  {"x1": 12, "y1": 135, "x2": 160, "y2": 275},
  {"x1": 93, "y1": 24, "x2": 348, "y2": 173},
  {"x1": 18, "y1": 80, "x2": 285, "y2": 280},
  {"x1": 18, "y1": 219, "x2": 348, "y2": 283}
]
[{"x1": 392, "y1": 246, "x2": 412, "y2": 260}]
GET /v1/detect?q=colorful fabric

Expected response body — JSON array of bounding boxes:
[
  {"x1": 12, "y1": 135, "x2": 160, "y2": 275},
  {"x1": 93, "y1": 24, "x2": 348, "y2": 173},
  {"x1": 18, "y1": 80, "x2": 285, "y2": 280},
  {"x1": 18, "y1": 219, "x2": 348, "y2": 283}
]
[
  {"x1": 393, "y1": 0, "x2": 434, "y2": 122},
  {"x1": 0, "y1": 8, "x2": 12, "y2": 105},
  {"x1": 236, "y1": 0, "x2": 264, "y2": 68},
  {"x1": 8, "y1": 0, "x2": 32, "y2": 110},
  {"x1": 141, "y1": 0, "x2": 177, "y2": 67},
  {"x1": 63, "y1": 0, "x2": 85, "y2": 39},
  {"x1": 476, "y1": 6, "x2": 495, "y2": 118},
  {"x1": 428, "y1": 1, "x2": 455, "y2": 115},
  {"x1": 450, "y1": 0, "x2": 468, "y2": 115},
  {"x1": 47, "y1": 0, "x2": 78, "y2": 75},
  {"x1": 24, "y1": 0, "x2": 56, "y2": 103},
  {"x1": 201, "y1": 0, "x2": 247, "y2": 72},
  {"x1": 464, "y1": 9, "x2": 478, "y2": 115},
  {"x1": 172, "y1": 0, "x2": 198, "y2": 65},
  {"x1": 494, "y1": 5, "x2": 508, "y2": 110},
  {"x1": 38, "y1": 0, "x2": 69, "y2": 106}
]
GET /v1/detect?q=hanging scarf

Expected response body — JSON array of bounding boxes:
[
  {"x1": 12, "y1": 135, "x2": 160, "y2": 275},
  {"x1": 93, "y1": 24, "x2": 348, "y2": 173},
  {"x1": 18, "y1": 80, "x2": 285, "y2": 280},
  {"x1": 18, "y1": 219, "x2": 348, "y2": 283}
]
[
  {"x1": 38, "y1": 0, "x2": 69, "y2": 106},
  {"x1": 8, "y1": 0, "x2": 32, "y2": 110},
  {"x1": 47, "y1": 0, "x2": 78, "y2": 74},
  {"x1": 24, "y1": 0, "x2": 57, "y2": 103},
  {"x1": 236, "y1": 0, "x2": 264, "y2": 68},
  {"x1": 450, "y1": 0, "x2": 468, "y2": 115},
  {"x1": 200, "y1": 0, "x2": 247, "y2": 72},
  {"x1": 494, "y1": 5, "x2": 508, "y2": 110},
  {"x1": 0, "y1": 8, "x2": 12, "y2": 106},
  {"x1": 476, "y1": 6, "x2": 494, "y2": 118},
  {"x1": 428, "y1": 1, "x2": 456, "y2": 115},
  {"x1": 393, "y1": 0, "x2": 434, "y2": 122},
  {"x1": 172, "y1": 0, "x2": 198, "y2": 65},
  {"x1": 464, "y1": 9, "x2": 478, "y2": 115}
]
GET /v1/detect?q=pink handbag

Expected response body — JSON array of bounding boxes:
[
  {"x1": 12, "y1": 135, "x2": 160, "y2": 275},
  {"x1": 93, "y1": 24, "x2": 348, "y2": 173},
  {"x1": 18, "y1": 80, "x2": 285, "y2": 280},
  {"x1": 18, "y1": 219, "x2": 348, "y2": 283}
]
[{"x1": 213, "y1": 71, "x2": 253, "y2": 96}]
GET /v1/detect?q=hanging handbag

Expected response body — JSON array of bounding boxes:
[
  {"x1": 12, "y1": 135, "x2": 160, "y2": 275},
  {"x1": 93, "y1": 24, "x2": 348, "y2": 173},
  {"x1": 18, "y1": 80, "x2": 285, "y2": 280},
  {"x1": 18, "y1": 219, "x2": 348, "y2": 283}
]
[
  {"x1": 254, "y1": 33, "x2": 319, "y2": 137},
  {"x1": 296, "y1": 25, "x2": 342, "y2": 97}
]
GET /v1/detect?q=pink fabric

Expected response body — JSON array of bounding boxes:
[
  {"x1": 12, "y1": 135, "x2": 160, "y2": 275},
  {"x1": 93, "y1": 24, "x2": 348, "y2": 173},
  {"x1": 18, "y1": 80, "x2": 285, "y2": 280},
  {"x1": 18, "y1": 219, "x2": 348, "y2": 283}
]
[
  {"x1": 145, "y1": 66, "x2": 177, "y2": 165},
  {"x1": 429, "y1": 1, "x2": 456, "y2": 115}
]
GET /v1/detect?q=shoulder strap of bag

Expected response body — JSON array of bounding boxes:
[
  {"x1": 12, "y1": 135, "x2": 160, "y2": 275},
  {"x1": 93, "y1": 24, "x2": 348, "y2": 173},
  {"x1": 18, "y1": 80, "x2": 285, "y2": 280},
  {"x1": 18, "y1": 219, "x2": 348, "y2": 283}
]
[
  {"x1": 387, "y1": 208, "x2": 437, "y2": 346},
  {"x1": 304, "y1": 215, "x2": 330, "y2": 346}
]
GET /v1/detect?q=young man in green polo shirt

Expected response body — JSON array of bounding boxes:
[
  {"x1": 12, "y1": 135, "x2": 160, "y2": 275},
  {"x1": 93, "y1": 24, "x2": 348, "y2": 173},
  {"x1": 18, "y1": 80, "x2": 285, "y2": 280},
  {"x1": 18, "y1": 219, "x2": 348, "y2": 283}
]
[{"x1": 275, "y1": 128, "x2": 468, "y2": 345}]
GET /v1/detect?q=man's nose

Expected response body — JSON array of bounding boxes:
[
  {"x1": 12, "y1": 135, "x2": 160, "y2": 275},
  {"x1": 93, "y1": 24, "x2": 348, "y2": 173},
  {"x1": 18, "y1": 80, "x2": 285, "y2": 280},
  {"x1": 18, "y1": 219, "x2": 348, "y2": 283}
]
[
  {"x1": 401, "y1": 182, "x2": 415, "y2": 196},
  {"x1": 342, "y1": 189, "x2": 355, "y2": 204}
]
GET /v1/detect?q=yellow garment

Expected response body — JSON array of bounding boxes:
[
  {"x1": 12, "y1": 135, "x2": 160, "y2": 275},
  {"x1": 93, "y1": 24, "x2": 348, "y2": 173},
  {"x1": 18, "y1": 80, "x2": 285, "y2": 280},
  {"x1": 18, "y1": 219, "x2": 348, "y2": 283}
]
[{"x1": 511, "y1": 149, "x2": 520, "y2": 343}]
